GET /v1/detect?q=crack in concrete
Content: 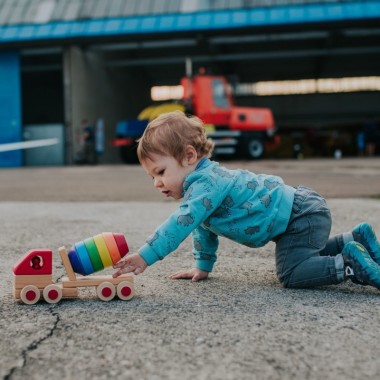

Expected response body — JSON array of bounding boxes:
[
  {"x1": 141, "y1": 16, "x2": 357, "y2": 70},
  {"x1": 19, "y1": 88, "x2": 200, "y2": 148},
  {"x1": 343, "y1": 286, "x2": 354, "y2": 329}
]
[{"x1": 4, "y1": 306, "x2": 60, "y2": 380}]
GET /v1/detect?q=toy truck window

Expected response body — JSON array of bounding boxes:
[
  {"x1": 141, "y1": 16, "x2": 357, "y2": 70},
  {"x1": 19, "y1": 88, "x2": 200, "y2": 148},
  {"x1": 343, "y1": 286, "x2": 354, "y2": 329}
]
[
  {"x1": 30, "y1": 255, "x2": 43, "y2": 270},
  {"x1": 212, "y1": 79, "x2": 229, "y2": 109}
]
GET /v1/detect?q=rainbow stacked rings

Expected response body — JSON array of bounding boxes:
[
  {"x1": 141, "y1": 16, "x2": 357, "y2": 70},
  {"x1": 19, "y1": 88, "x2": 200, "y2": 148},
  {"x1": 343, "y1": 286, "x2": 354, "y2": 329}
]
[{"x1": 68, "y1": 233, "x2": 129, "y2": 275}]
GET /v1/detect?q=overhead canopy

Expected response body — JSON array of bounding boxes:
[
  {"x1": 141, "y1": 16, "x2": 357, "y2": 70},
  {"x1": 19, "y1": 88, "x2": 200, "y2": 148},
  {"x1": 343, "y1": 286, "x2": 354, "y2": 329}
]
[{"x1": 0, "y1": 0, "x2": 379, "y2": 43}]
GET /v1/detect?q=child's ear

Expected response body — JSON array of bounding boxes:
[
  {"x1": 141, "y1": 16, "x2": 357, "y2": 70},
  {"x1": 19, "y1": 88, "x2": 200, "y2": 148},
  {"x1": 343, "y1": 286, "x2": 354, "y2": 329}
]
[{"x1": 184, "y1": 145, "x2": 198, "y2": 165}]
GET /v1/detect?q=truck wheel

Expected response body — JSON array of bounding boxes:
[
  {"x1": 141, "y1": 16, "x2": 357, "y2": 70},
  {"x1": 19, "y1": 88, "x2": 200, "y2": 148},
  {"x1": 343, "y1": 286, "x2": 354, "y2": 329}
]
[
  {"x1": 117, "y1": 281, "x2": 135, "y2": 301},
  {"x1": 245, "y1": 137, "x2": 265, "y2": 159},
  {"x1": 20, "y1": 285, "x2": 41, "y2": 305},
  {"x1": 120, "y1": 146, "x2": 138, "y2": 164},
  {"x1": 43, "y1": 284, "x2": 63, "y2": 304},
  {"x1": 96, "y1": 282, "x2": 116, "y2": 301}
]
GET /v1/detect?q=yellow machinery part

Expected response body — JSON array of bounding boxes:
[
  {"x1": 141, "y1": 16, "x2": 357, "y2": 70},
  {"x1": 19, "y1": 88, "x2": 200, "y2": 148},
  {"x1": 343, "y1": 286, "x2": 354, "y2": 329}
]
[
  {"x1": 137, "y1": 103, "x2": 186, "y2": 121},
  {"x1": 137, "y1": 105, "x2": 159, "y2": 120}
]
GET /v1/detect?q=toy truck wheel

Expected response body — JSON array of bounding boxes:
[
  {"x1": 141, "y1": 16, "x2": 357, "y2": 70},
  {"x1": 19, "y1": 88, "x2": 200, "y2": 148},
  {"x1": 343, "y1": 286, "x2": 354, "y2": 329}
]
[
  {"x1": 43, "y1": 284, "x2": 63, "y2": 304},
  {"x1": 245, "y1": 137, "x2": 264, "y2": 159},
  {"x1": 20, "y1": 285, "x2": 41, "y2": 305},
  {"x1": 96, "y1": 282, "x2": 116, "y2": 301},
  {"x1": 117, "y1": 281, "x2": 135, "y2": 301}
]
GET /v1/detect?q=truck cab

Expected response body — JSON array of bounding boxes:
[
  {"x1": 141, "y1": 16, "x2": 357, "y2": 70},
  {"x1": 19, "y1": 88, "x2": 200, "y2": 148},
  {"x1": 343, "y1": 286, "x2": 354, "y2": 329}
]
[
  {"x1": 181, "y1": 74, "x2": 277, "y2": 159},
  {"x1": 181, "y1": 75, "x2": 232, "y2": 127}
]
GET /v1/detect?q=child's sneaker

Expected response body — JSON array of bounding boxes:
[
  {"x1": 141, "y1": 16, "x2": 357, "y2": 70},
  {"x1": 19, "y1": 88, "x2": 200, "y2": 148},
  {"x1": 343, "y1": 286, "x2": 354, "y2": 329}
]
[
  {"x1": 352, "y1": 223, "x2": 380, "y2": 265},
  {"x1": 342, "y1": 241, "x2": 380, "y2": 290}
]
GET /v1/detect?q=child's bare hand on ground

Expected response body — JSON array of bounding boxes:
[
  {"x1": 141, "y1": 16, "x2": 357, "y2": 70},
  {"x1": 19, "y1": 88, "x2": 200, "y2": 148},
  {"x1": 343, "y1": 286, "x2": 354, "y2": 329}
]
[
  {"x1": 169, "y1": 268, "x2": 209, "y2": 282},
  {"x1": 112, "y1": 253, "x2": 147, "y2": 277}
]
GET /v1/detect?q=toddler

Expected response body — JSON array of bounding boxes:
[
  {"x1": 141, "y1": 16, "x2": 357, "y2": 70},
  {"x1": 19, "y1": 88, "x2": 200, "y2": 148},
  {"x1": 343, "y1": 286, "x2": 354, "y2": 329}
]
[{"x1": 113, "y1": 111, "x2": 380, "y2": 290}]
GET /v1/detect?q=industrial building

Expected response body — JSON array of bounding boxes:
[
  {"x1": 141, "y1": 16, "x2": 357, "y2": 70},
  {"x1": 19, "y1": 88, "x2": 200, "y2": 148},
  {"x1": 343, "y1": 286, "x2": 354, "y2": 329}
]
[{"x1": 0, "y1": 0, "x2": 379, "y2": 166}]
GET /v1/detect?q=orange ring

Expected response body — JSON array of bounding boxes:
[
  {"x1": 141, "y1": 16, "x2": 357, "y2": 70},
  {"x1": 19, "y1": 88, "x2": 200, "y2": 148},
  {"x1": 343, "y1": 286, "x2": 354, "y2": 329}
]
[{"x1": 102, "y1": 232, "x2": 122, "y2": 265}]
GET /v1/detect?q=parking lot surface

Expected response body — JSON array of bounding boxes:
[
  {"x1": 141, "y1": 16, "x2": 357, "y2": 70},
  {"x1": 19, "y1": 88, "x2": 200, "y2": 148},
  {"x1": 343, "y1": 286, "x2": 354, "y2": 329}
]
[{"x1": 1, "y1": 158, "x2": 379, "y2": 380}]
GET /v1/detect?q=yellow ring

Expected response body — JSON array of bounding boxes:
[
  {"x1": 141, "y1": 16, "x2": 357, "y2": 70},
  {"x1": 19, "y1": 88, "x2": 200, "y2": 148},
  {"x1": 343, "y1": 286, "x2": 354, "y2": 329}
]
[{"x1": 93, "y1": 234, "x2": 113, "y2": 268}]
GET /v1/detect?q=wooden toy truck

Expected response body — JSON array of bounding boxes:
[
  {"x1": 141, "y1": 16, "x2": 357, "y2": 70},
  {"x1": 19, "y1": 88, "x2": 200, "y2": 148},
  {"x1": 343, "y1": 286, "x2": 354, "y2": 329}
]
[{"x1": 13, "y1": 247, "x2": 135, "y2": 304}]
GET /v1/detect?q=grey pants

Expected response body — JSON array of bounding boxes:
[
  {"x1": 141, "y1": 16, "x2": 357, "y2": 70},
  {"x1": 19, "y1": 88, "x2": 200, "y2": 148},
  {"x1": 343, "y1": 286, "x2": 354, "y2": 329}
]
[{"x1": 275, "y1": 186, "x2": 347, "y2": 288}]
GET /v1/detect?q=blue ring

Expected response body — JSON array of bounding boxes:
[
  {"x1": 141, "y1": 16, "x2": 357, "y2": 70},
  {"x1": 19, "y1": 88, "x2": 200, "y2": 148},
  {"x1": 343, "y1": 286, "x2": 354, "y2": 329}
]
[
  {"x1": 68, "y1": 247, "x2": 86, "y2": 275},
  {"x1": 75, "y1": 241, "x2": 94, "y2": 275}
]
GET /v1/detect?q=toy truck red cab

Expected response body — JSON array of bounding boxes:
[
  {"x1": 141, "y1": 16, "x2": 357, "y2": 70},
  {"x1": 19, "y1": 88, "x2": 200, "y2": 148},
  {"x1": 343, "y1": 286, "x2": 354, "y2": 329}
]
[{"x1": 13, "y1": 249, "x2": 53, "y2": 276}]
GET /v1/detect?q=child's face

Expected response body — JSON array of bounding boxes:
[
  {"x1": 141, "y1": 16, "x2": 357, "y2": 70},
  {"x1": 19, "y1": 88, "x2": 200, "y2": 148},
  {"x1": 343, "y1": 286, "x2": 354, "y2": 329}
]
[{"x1": 141, "y1": 153, "x2": 196, "y2": 200}]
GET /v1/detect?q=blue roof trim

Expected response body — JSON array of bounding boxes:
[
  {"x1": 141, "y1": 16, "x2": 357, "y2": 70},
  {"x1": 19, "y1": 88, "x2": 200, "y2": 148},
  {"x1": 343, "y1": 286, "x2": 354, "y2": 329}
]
[{"x1": 0, "y1": 1, "x2": 379, "y2": 43}]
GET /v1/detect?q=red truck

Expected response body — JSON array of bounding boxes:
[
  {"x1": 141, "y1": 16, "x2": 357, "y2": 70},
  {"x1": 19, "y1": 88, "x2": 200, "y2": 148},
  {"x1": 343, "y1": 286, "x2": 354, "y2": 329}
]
[{"x1": 113, "y1": 74, "x2": 279, "y2": 163}]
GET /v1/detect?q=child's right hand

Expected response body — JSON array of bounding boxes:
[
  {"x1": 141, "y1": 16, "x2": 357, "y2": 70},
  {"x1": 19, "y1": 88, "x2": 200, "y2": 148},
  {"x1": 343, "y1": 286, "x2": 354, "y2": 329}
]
[
  {"x1": 168, "y1": 268, "x2": 209, "y2": 282},
  {"x1": 112, "y1": 253, "x2": 147, "y2": 278}
]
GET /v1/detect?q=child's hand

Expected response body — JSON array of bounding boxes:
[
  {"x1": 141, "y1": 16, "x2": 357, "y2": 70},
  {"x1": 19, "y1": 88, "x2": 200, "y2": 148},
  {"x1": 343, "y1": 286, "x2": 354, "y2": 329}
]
[
  {"x1": 168, "y1": 268, "x2": 209, "y2": 282},
  {"x1": 112, "y1": 253, "x2": 147, "y2": 278}
]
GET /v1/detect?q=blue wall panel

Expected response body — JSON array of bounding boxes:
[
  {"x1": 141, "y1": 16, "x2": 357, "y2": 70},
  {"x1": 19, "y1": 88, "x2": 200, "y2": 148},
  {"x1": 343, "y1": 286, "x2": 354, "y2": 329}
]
[{"x1": 0, "y1": 51, "x2": 22, "y2": 167}]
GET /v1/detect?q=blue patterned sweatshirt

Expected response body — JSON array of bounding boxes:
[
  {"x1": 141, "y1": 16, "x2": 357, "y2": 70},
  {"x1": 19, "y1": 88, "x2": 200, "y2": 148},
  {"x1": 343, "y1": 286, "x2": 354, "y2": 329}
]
[{"x1": 139, "y1": 158, "x2": 295, "y2": 272}]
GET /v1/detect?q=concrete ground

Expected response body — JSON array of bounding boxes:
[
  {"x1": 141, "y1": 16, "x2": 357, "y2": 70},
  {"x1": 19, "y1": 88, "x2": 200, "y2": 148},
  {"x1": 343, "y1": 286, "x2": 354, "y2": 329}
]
[{"x1": 1, "y1": 158, "x2": 380, "y2": 380}]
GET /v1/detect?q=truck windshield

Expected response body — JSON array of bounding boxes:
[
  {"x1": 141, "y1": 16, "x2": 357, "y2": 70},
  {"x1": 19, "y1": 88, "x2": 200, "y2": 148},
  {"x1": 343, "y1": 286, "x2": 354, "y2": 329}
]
[{"x1": 212, "y1": 79, "x2": 229, "y2": 109}]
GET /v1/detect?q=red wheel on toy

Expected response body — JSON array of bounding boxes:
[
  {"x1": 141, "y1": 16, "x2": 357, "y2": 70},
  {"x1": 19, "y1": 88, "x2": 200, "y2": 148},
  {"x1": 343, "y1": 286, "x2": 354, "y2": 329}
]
[
  {"x1": 117, "y1": 281, "x2": 135, "y2": 301},
  {"x1": 96, "y1": 282, "x2": 116, "y2": 301},
  {"x1": 43, "y1": 284, "x2": 63, "y2": 304},
  {"x1": 20, "y1": 285, "x2": 41, "y2": 305}
]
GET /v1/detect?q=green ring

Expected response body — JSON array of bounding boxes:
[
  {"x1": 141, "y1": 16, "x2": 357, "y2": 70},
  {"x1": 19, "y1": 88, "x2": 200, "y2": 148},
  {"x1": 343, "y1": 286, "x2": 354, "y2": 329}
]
[{"x1": 84, "y1": 237, "x2": 104, "y2": 272}]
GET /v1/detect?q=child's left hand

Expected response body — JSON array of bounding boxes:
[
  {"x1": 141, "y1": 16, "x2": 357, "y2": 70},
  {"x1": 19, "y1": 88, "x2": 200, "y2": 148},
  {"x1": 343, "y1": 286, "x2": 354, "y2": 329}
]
[
  {"x1": 112, "y1": 253, "x2": 147, "y2": 278},
  {"x1": 168, "y1": 268, "x2": 209, "y2": 282}
]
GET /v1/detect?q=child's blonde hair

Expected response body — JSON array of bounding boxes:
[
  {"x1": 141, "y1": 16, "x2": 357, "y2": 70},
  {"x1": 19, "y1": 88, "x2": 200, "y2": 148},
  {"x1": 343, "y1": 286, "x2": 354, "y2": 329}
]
[{"x1": 137, "y1": 111, "x2": 214, "y2": 164}]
